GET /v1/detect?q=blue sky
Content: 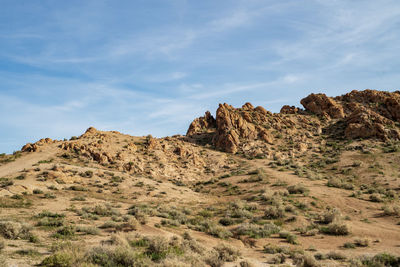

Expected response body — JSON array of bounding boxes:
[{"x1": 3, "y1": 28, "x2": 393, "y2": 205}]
[{"x1": 1, "y1": 0, "x2": 399, "y2": 153}]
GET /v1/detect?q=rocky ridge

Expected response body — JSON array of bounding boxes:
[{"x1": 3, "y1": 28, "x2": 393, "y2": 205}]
[
  {"x1": 187, "y1": 89, "x2": 400, "y2": 154},
  {"x1": 19, "y1": 89, "x2": 400, "y2": 163}
]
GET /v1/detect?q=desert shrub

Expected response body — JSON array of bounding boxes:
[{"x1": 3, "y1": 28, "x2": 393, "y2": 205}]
[
  {"x1": 213, "y1": 243, "x2": 240, "y2": 262},
  {"x1": 263, "y1": 244, "x2": 288, "y2": 254},
  {"x1": 0, "y1": 178, "x2": 13, "y2": 188},
  {"x1": 242, "y1": 168, "x2": 267, "y2": 183},
  {"x1": 318, "y1": 208, "x2": 341, "y2": 224},
  {"x1": 205, "y1": 250, "x2": 224, "y2": 267},
  {"x1": 76, "y1": 226, "x2": 100, "y2": 235},
  {"x1": 328, "y1": 177, "x2": 354, "y2": 190},
  {"x1": 364, "y1": 253, "x2": 400, "y2": 266},
  {"x1": 99, "y1": 221, "x2": 118, "y2": 229},
  {"x1": 382, "y1": 205, "x2": 400, "y2": 216},
  {"x1": 240, "y1": 260, "x2": 255, "y2": 267},
  {"x1": 354, "y1": 237, "x2": 370, "y2": 247},
  {"x1": 269, "y1": 253, "x2": 286, "y2": 264},
  {"x1": 293, "y1": 253, "x2": 320, "y2": 267},
  {"x1": 15, "y1": 175, "x2": 25, "y2": 180},
  {"x1": 68, "y1": 185, "x2": 88, "y2": 191},
  {"x1": 320, "y1": 222, "x2": 349, "y2": 236},
  {"x1": 264, "y1": 206, "x2": 285, "y2": 219},
  {"x1": 80, "y1": 170, "x2": 93, "y2": 178},
  {"x1": 219, "y1": 217, "x2": 235, "y2": 226},
  {"x1": 44, "y1": 192, "x2": 57, "y2": 199},
  {"x1": 146, "y1": 236, "x2": 170, "y2": 261},
  {"x1": 161, "y1": 219, "x2": 180, "y2": 227},
  {"x1": 382, "y1": 143, "x2": 400, "y2": 153},
  {"x1": 343, "y1": 242, "x2": 356, "y2": 249},
  {"x1": 369, "y1": 193, "x2": 384, "y2": 203},
  {"x1": 29, "y1": 234, "x2": 40, "y2": 243},
  {"x1": 81, "y1": 204, "x2": 119, "y2": 218},
  {"x1": 0, "y1": 221, "x2": 31, "y2": 240},
  {"x1": 53, "y1": 226, "x2": 76, "y2": 239},
  {"x1": 86, "y1": 246, "x2": 150, "y2": 266},
  {"x1": 228, "y1": 208, "x2": 253, "y2": 220},
  {"x1": 208, "y1": 225, "x2": 232, "y2": 239},
  {"x1": 16, "y1": 248, "x2": 41, "y2": 257},
  {"x1": 326, "y1": 251, "x2": 346, "y2": 260},
  {"x1": 41, "y1": 252, "x2": 74, "y2": 266},
  {"x1": 37, "y1": 217, "x2": 64, "y2": 228},
  {"x1": 279, "y1": 231, "x2": 298, "y2": 244},
  {"x1": 287, "y1": 184, "x2": 309, "y2": 195},
  {"x1": 233, "y1": 223, "x2": 280, "y2": 239},
  {"x1": 33, "y1": 189, "x2": 44, "y2": 194},
  {"x1": 70, "y1": 196, "x2": 86, "y2": 201},
  {"x1": 190, "y1": 220, "x2": 232, "y2": 239},
  {"x1": 127, "y1": 206, "x2": 148, "y2": 225}
]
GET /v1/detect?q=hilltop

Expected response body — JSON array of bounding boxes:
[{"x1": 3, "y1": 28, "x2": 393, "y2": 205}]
[{"x1": 0, "y1": 89, "x2": 400, "y2": 266}]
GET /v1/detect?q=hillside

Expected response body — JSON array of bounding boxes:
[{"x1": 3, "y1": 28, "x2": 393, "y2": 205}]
[{"x1": 0, "y1": 89, "x2": 400, "y2": 266}]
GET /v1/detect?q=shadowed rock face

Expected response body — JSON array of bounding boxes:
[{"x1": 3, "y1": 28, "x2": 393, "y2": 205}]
[{"x1": 187, "y1": 89, "x2": 400, "y2": 153}]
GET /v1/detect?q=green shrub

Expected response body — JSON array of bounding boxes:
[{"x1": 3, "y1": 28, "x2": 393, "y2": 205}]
[
  {"x1": 354, "y1": 238, "x2": 370, "y2": 247},
  {"x1": 0, "y1": 221, "x2": 31, "y2": 240},
  {"x1": 37, "y1": 211, "x2": 65, "y2": 218},
  {"x1": 233, "y1": 223, "x2": 280, "y2": 239},
  {"x1": 279, "y1": 231, "x2": 298, "y2": 244},
  {"x1": 76, "y1": 226, "x2": 100, "y2": 235},
  {"x1": 369, "y1": 194, "x2": 384, "y2": 203},
  {"x1": 41, "y1": 251, "x2": 74, "y2": 267},
  {"x1": 37, "y1": 218, "x2": 64, "y2": 228},
  {"x1": 53, "y1": 226, "x2": 75, "y2": 239},
  {"x1": 327, "y1": 251, "x2": 346, "y2": 260},
  {"x1": 343, "y1": 242, "x2": 356, "y2": 249},
  {"x1": 319, "y1": 209, "x2": 341, "y2": 224},
  {"x1": 366, "y1": 253, "x2": 400, "y2": 266},
  {"x1": 287, "y1": 184, "x2": 309, "y2": 195},
  {"x1": 320, "y1": 222, "x2": 349, "y2": 236},
  {"x1": 213, "y1": 243, "x2": 240, "y2": 262},
  {"x1": 264, "y1": 206, "x2": 285, "y2": 219},
  {"x1": 33, "y1": 189, "x2": 44, "y2": 194}
]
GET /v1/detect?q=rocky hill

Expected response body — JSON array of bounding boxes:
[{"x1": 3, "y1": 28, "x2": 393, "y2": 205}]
[{"x1": 0, "y1": 89, "x2": 399, "y2": 267}]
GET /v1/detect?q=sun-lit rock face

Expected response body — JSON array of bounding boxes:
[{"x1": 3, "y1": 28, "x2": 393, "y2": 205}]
[
  {"x1": 187, "y1": 89, "x2": 400, "y2": 154},
  {"x1": 302, "y1": 89, "x2": 400, "y2": 140}
]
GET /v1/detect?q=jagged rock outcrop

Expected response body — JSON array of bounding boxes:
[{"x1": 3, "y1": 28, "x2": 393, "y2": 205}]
[
  {"x1": 300, "y1": 89, "x2": 400, "y2": 141},
  {"x1": 187, "y1": 89, "x2": 400, "y2": 154},
  {"x1": 337, "y1": 89, "x2": 400, "y2": 122},
  {"x1": 344, "y1": 106, "x2": 400, "y2": 140},
  {"x1": 213, "y1": 103, "x2": 276, "y2": 153},
  {"x1": 60, "y1": 142, "x2": 114, "y2": 164},
  {"x1": 186, "y1": 111, "x2": 216, "y2": 136}
]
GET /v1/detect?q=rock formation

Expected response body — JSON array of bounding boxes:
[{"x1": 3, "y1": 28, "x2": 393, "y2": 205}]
[
  {"x1": 186, "y1": 111, "x2": 216, "y2": 136},
  {"x1": 187, "y1": 89, "x2": 400, "y2": 154}
]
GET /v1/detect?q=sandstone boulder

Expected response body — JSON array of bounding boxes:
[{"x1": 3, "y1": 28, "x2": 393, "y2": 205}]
[{"x1": 301, "y1": 93, "x2": 345, "y2": 119}]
